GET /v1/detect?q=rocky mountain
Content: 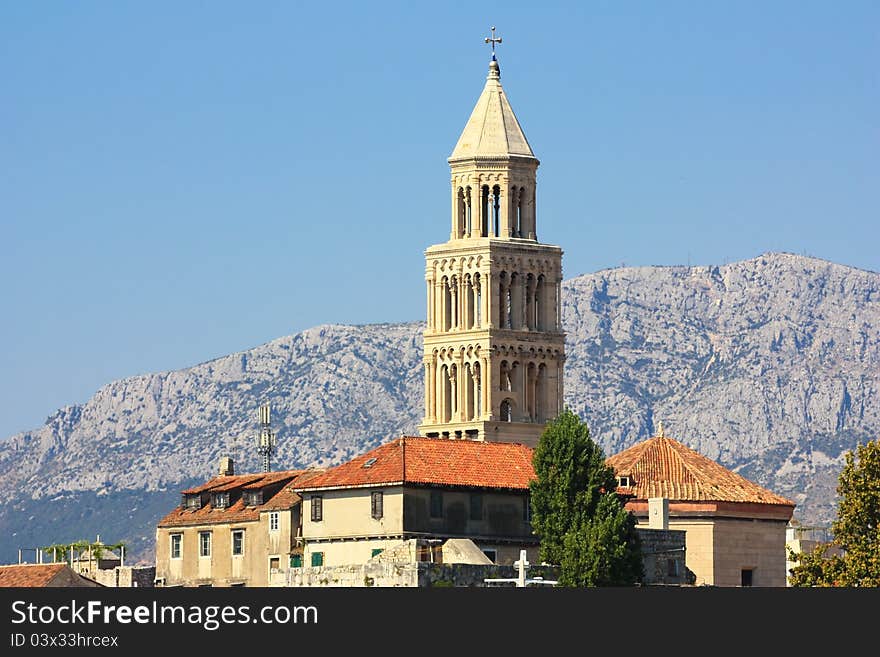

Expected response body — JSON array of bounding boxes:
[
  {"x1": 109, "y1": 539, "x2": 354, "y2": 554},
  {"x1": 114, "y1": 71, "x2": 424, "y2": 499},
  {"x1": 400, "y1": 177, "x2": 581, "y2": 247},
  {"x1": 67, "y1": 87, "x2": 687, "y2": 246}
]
[{"x1": 1, "y1": 252, "x2": 877, "y2": 564}]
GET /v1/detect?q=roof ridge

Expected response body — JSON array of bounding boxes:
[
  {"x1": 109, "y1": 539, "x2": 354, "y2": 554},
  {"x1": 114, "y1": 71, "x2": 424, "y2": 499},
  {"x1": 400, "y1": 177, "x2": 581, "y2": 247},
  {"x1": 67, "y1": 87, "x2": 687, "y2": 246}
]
[{"x1": 657, "y1": 436, "x2": 707, "y2": 490}]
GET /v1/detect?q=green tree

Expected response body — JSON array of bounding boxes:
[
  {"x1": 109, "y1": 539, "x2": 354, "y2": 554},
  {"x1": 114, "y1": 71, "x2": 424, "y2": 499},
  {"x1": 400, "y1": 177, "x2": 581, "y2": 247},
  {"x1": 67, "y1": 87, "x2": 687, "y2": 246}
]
[
  {"x1": 789, "y1": 439, "x2": 880, "y2": 587},
  {"x1": 558, "y1": 493, "x2": 643, "y2": 587},
  {"x1": 529, "y1": 408, "x2": 643, "y2": 586}
]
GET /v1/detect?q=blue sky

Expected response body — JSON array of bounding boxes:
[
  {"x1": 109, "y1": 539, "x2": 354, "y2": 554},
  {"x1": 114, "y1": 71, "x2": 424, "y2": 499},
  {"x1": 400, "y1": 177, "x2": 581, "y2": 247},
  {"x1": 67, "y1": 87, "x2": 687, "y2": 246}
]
[{"x1": 1, "y1": 1, "x2": 877, "y2": 439}]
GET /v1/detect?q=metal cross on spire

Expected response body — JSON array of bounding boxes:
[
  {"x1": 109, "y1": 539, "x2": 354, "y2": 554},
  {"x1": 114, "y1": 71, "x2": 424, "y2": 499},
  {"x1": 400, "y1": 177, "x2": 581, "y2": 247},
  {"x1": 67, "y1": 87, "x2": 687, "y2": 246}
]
[{"x1": 485, "y1": 26, "x2": 502, "y2": 57}]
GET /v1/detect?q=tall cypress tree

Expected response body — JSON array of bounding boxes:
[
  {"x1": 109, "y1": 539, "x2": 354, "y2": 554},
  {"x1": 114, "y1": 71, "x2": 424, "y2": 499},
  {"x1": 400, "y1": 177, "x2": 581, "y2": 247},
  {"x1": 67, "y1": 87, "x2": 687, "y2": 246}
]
[{"x1": 529, "y1": 408, "x2": 642, "y2": 585}]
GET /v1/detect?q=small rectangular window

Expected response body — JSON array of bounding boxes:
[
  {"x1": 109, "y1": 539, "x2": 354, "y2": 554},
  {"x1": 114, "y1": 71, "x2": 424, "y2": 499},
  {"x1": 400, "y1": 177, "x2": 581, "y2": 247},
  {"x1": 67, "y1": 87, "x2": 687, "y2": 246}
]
[
  {"x1": 741, "y1": 569, "x2": 754, "y2": 587},
  {"x1": 311, "y1": 495, "x2": 323, "y2": 522},
  {"x1": 199, "y1": 531, "x2": 211, "y2": 558},
  {"x1": 311, "y1": 552, "x2": 324, "y2": 567},
  {"x1": 470, "y1": 493, "x2": 483, "y2": 521},
  {"x1": 269, "y1": 557, "x2": 280, "y2": 573},
  {"x1": 290, "y1": 554, "x2": 303, "y2": 568},
  {"x1": 170, "y1": 533, "x2": 182, "y2": 560},
  {"x1": 212, "y1": 492, "x2": 230, "y2": 509},
  {"x1": 667, "y1": 558, "x2": 680, "y2": 578},
  {"x1": 371, "y1": 491, "x2": 383, "y2": 520},
  {"x1": 269, "y1": 511, "x2": 280, "y2": 532},
  {"x1": 232, "y1": 530, "x2": 244, "y2": 556},
  {"x1": 430, "y1": 490, "x2": 443, "y2": 518}
]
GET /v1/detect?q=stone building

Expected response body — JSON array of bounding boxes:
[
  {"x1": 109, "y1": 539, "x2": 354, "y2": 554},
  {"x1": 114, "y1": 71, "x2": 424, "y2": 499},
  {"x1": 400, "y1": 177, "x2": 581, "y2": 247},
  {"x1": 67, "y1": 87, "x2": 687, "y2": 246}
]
[
  {"x1": 607, "y1": 429, "x2": 796, "y2": 587},
  {"x1": 417, "y1": 51, "x2": 565, "y2": 447},
  {"x1": 154, "y1": 461, "x2": 320, "y2": 587},
  {"x1": 293, "y1": 437, "x2": 539, "y2": 569}
]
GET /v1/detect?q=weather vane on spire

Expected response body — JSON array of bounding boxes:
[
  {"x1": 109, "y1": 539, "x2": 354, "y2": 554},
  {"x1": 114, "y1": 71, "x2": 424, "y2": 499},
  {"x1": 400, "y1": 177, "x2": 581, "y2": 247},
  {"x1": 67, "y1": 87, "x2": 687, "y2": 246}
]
[{"x1": 485, "y1": 26, "x2": 502, "y2": 59}]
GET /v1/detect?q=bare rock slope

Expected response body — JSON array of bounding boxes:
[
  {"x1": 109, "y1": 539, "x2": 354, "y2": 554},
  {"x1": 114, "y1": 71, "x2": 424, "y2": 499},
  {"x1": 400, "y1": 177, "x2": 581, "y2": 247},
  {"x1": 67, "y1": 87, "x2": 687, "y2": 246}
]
[{"x1": 1, "y1": 253, "x2": 877, "y2": 562}]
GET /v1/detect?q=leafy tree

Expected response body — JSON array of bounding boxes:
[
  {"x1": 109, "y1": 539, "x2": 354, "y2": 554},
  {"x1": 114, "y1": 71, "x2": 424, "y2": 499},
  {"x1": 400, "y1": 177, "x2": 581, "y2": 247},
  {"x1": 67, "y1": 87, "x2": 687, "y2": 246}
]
[
  {"x1": 558, "y1": 493, "x2": 643, "y2": 587},
  {"x1": 789, "y1": 439, "x2": 880, "y2": 586},
  {"x1": 529, "y1": 408, "x2": 643, "y2": 586}
]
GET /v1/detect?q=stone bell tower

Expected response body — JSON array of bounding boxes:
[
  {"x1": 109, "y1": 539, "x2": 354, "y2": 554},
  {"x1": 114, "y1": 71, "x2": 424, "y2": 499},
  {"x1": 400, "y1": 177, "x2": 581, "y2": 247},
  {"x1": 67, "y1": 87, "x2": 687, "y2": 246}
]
[{"x1": 418, "y1": 35, "x2": 565, "y2": 448}]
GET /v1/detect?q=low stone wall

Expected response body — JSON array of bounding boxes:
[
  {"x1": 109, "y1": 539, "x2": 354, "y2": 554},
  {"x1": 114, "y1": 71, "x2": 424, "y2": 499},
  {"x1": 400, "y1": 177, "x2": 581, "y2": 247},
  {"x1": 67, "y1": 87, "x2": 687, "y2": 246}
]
[
  {"x1": 90, "y1": 566, "x2": 156, "y2": 588},
  {"x1": 636, "y1": 528, "x2": 693, "y2": 585},
  {"x1": 282, "y1": 562, "x2": 560, "y2": 588}
]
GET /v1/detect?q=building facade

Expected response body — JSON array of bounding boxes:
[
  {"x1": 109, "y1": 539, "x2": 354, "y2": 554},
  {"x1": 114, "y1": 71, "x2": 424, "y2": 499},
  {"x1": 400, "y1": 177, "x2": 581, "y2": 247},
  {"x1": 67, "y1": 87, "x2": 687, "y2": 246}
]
[
  {"x1": 607, "y1": 430, "x2": 796, "y2": 587},
  {"x1": 155, "y1": 464, "x2": 319, "y2": 587},
  {"x1": 293, "y1": 437, "x2": 539, "y2": 568},
  {"x1": 417, "y1": 53, "x2": 565, "y2": 447}
]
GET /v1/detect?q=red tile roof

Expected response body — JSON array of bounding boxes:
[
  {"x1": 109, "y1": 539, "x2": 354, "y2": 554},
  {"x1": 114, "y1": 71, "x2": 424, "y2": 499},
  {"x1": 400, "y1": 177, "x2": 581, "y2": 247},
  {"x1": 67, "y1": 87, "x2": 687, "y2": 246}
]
[
  {"x1": 159, "y1": 469, "x2": 321, "y2": 527},
  {"x1": 606, "y1": 435, "x2": 795, "y2": 506},
  {"x1": 0, "y1": 563, "x2": 68, "y2": 587},
  {"x1": 295, "y1": 437, "x2": 536, "y2": 491}
]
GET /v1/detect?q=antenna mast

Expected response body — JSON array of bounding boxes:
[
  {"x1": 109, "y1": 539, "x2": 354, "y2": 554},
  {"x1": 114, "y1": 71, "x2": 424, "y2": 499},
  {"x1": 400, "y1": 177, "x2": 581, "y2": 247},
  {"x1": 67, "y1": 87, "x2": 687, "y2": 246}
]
[{"x1": 256, "y1": 402, "x2": 277, "y2": 473}]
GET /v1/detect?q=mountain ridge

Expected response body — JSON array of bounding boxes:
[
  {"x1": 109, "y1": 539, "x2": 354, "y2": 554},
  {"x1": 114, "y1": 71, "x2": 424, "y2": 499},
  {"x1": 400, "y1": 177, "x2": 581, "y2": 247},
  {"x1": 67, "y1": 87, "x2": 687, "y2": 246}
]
[{"x1": 2, "y1": 252, "x2": 878, "y2": 563}]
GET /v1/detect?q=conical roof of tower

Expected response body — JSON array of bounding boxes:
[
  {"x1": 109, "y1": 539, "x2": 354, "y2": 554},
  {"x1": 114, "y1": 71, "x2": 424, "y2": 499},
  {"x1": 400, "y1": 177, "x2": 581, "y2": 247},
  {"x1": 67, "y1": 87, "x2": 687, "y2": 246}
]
[{"x1": 449, "y1": 57, "x2": 536, "y2": 161}]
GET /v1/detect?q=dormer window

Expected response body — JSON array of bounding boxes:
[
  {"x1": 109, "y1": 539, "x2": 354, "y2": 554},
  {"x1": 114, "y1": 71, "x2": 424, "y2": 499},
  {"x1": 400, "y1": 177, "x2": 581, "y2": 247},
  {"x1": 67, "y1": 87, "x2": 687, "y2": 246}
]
[
  {"x1": 212, "y1": 492, "x2": 230, "y2": 509},
  {"x1": 183, "y1": 494, "x2": 202, "y2": 510},
  {"x1": 617, "y1": 476, "x2": 632, "y2": 488},
  {"x1": 244, "y1": 490, "x2": 264, "y2": 507}
]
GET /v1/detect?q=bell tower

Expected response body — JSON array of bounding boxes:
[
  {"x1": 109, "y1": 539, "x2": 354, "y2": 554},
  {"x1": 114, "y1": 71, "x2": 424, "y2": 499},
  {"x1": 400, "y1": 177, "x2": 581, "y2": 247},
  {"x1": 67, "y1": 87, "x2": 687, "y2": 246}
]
[{"x1": 418, "y1": 33, "x2": 565, "y2": 447}]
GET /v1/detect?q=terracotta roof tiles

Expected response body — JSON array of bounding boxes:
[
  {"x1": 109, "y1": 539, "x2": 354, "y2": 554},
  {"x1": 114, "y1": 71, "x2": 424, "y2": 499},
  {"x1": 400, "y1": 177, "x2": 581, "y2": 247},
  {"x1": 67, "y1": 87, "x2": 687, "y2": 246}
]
[
  {"x1": 295, "y1": 437, "x2": 535, "y2": 491},
  {"x1": 606, "y1": 435, "x2": 795, "y2": 506},
  {"x1": 0, "y1": 564, "x2": 68, "y2": 587},
  {"x1": 159, "y1": 469, "x2": 320, "y2": 528}
]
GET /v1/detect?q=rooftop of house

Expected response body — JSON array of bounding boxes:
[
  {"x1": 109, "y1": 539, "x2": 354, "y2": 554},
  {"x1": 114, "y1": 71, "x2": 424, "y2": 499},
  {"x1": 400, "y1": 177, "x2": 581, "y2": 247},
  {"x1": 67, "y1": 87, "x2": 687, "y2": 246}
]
[
  {"x1": 0, "y1": 563, "x2": 81, "y2": 587},
  {"x1": 295, "y1": 436, "x2": 535, "y2": 492},
  {"x1": 606, "y1": 434, "x2": 795, "y2": 507},
  {"x1": 158, "y1": 468, "x2": 323, "y2": 528}
]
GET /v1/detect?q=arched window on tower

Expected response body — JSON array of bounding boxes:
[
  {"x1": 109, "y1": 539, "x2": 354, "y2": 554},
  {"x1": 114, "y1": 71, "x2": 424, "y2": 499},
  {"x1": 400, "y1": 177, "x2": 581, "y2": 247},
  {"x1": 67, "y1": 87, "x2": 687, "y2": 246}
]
[
  {"x1": 526, "y1": 274, "x2": 536, "y2": 331},
  {"x1": 515, "y1": 187, "x2": 523, "y2": 237},
  {"x1": 508, "y1": 272, "x2": 518, "y2": 329},
  {"x1": 465, "y1": 186, "x2": 473, "y2": 236},
  {"x1": 500, "y1": 360, "x2": 512, "y2": 391},
  {"x1": 465, "y1": 274, "x2": 474, "y2": 330},
  {"x1": 492, "y1": 185, "x2": 501, "y2": 237},
  {"x1": 537, "y1": 363, "x2": 547, "y2": 422},
  {"x1": 526, "y1": 362, "x2": 537, "y2": 421},
  {"x1": 473, "y1": 362, "x2": 482, "y2": 417},
  {"x1": 480, "y1": 185, "x2": 490, "y2": 237},
  {"x1": 458, "y1": 187, "x2": 467, "y2": 237},
  {"x1": 474, "y1": 273, "x2": 482, "y2": 327},
  {"x1": 536, "y1": 274, "x2": 545, "y2": 330},
  {"x1": 500, "y1": 399, "x2": 513, "y2": 422},
  {"x1": 442, "y1": 276, "x2": 452, "y2": 331},
  {"x1": 441, "y1": 364, "x2": 451, "y2": 423},
  {"x1": 499, "y1": 272, "x2": 509, "y2": 329}
]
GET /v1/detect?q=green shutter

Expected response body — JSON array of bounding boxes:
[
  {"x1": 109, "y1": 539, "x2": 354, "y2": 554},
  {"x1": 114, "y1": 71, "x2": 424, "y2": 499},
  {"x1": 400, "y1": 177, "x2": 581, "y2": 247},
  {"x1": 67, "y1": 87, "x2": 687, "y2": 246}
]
[
  {"x1": 290, "y1": 554, "x2": 302, "y2": 568},
  {"x1": 311, "y1": 552, "x2": 324, "y2": 567},
  {"x1": 371, "y1": 548, "x2": 383, "y2": 558}
]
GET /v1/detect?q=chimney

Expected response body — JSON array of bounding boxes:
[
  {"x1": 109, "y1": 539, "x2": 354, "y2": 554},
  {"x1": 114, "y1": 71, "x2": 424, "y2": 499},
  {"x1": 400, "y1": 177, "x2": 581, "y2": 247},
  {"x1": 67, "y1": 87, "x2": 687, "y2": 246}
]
[
  {"x1": 648, "y1": 497, "x2": 669, "y2": 530},
  {"x1": 219, "y1": 456, "x2": 234, "y2": 476}
]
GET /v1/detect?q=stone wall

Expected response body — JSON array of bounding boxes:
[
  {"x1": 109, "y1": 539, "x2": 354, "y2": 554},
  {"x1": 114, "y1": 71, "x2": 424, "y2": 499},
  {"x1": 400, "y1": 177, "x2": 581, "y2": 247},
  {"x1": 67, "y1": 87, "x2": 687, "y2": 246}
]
[
  {"x1": 636, "y1": 528, "x2": 692, "y2": 586},
  {"x1": 281, "y1": 562, "x2": 560, "y2": 588},
  {"x1": 89, "y1": 566, "x2": 156, "y2": 588}
]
